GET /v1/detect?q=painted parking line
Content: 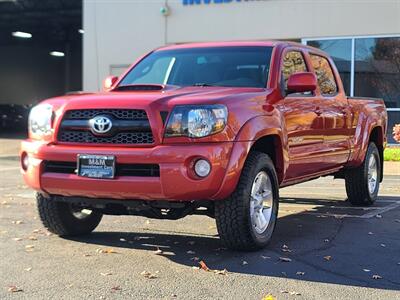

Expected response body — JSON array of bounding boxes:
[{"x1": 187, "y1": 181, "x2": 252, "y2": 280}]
[
  {"x1": 299, "y1": 200, "x2": 400, "y2": 219},
  {"x1": 0, "y1": 167, "x2": 20, "y2": 171}
]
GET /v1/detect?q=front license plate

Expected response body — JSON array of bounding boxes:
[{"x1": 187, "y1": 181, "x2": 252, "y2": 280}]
[{"x1": 77, "y1": 155, "x2": 115, "y2": 179}]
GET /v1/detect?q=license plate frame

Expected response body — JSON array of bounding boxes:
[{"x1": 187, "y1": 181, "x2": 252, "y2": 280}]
[{"x1": 77, "y1": 154, "x2": 116, "y2": 179}]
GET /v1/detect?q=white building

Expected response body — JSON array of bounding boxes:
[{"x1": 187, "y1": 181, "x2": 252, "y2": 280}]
[{"x1": 83, "y1": 0, "x2": 400, "y2": 143}]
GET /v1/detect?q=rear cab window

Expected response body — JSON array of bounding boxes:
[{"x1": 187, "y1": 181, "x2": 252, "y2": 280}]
[{"x1": 309, "y1": 54, "x2": 338, "y2": 96}]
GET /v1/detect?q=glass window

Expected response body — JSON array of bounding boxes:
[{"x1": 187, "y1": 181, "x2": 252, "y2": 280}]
[
  {"x1": 281, "y1": 51, "x2": 307, "y2": 90},
  {"x1": 119, "y1": 47, "x2": 273, "y2": 88},
  {"x1": 307, "y1": 39, "x2": 351, "y2": 94},
  {"x1": 355, "y1": 37, "x2": 400, "y2": 109},
  {"x1": 310, "y1": 54, "x2": 338, "y2": 95}
]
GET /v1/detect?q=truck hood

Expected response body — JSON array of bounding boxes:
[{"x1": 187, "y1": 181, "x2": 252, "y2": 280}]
[{"x1": 42, "y1": 86, "x2": 270, "y2": 112}]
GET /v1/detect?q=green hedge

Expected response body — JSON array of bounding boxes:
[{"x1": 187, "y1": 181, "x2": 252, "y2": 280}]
[{"x1": 384, "y1": 148, "x2": 400, "y2": 161}]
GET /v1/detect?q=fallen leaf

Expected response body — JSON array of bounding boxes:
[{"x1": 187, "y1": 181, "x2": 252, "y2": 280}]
[
  {"x1": 363, "y1": 269, "x2": 371, "y2": 272},
  {"x1": 375, "y1": 214, "x2": 382, "y2": 218},
  {"x1": 380, "y1": 244, "x2": 386, "y2": 247},
  {"x1": 140, "y1": 270, "x2": 159, "y2": 279},
  {"x1": 289, "y1": 291, "x2": 301, "y2": 296},
  {"x1": 111, "y1": 286, "x2": 121, "y2": 291},
  {"x1": 324, "y1": 255, "x2": 332, "y2": 261},
  {"x1": 145, "y1": 220, "x2": 151, "y2": 225},
  {"x1": 83, "y1": 254, "x2": 91, "y2": 257},
  {"x1": 242, "y1": 261, "x2": 248, "y2": 265},
  {"x1": 28, "y1": 236, "x2": 37, "y2": 241},
  {"x1": 12, "y1": 220, "x2": 24, "y2": 225},
  {"x1": 199, "y1": 260, "x2": 210, "y2": 271},
  {"x1": 372, "y1": 274, "x2": 382, "y2": 279},
  {"x1": 96, "y1": 248, "x2": 118, "y2": 254},
  {"x1": 119, "y1": 238, "x2": 127, "y2": 242},
  {"x1": 8, "y1": 286, "x2": 23, "y2": 293},
  {"x1": 154, "y1": 248, "x2": 163, "y2": 255},
  {"x1": 279, "y1": 257, "x2": 292, "y2": 262},
  {"x1": 186, "y1": 250, "x2": 195, "y2": 255},
  {"x1": 324, "y1": 239, "x2": 330, "y2": 243},
  {"x1": 32, "y1": 229, "x2": 41, "y2": 233},
  {"x1": 261, "y1": 255, "x2": 271, "y2": 259},
  {"x1": 24, "y1": 267, "x2": 32, "y2": 272},
  {"x1": 368, "y1": 232, "x2": 374, "y2": 235},
  {"x1": 192, "y1": 266, "x2": 200, "y2": 270},
  {"x1": 213, "y1": 269, "x2": 228, "y2": 275},
  {"x1": 100, "y1": 272, "x2": 112, "y2": 276},
  {"x1": 296, "y1": 271, "x2": 305, "y2": 275},
  {"x1": 262, "y1": 294, "x2": 276, "y2": 300},
  {"x1": 25, "y1": 245, "x2": 34, "y2": 249},
  {"x1": 12, "y1": 238, "x2": 23, "y2": 241}
]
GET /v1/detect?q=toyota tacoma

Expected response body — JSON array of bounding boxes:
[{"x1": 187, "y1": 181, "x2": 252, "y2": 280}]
[{"x1": 21, "y1": 41, "x2": 387, "y2": 250}]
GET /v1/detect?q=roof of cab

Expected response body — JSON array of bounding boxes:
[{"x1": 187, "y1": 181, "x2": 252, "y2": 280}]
[{"x1": 157, "y1": 40, "x2": 283, "y2": 51}]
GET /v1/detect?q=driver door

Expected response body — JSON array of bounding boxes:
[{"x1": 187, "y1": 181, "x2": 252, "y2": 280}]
[{"x1": 278, "y1": 49, "x2": 326, "y2": 180}]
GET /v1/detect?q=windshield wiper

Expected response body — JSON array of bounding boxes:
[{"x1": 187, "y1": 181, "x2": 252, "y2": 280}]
[{"x1": 191, "y1": 83, "x2": 218, "y2": 87}]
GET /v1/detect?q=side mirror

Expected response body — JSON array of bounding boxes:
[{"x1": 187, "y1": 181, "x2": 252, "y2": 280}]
[
  {"x1": 103, "y1": 76, "x2": 118, "y2": 91},
  {"x1": 286, "y1": 72, "x2": 317, "y2": 94}
]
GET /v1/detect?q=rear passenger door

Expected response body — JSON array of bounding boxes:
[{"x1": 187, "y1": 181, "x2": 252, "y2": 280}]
[
  {"x1": 308, "y1": 53, "x2": 350, "y2": 168},
  {"x1": 279, "y1": 49, "x2": 326, "y2": 180}
]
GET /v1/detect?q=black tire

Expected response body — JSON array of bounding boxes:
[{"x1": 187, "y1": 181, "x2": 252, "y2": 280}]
[
  {"x1": 36, "y1": 193, "x2": 103, "y2": 236},
  {"x1": 215, "y1": 151, "x2": 279, "y2": 251},
  {"x1": 345, "y1": 142, "x2": 381, "y2": 206}
]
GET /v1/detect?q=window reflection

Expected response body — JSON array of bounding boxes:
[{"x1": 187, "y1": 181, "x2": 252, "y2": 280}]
[{"x1": 355, "y1": 37, "x2": 400, "y2": 109}]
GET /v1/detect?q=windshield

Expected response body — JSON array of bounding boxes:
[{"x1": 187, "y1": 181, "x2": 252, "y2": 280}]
[{"x1": 118, "y1": 46, "x2": 273, "y2": 88}]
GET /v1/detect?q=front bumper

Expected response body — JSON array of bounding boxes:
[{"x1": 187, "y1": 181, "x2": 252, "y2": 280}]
[{"x1": 20, "y1": 140, "x2": 251, "y2": 201}]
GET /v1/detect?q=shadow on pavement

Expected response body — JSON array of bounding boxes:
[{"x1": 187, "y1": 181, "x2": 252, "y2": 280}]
[{"x1": 68, "y1": 195, "x2": 400, "y2": 291}]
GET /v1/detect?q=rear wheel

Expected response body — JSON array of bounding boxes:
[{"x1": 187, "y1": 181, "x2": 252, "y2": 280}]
[
  {"x1": 215, "y1": 151, "x2": 279, "y2": 251},
  {"x1": 345, "y1": 142, "x2": 381, "y2": 206},
  {"x1": 36, "y1": 193, "x2": 103, "y2": 236}
]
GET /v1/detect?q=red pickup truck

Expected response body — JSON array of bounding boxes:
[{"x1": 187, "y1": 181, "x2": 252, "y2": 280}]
[{"x1": 21, "y1": 41, "x2": 387, "y2": 250}]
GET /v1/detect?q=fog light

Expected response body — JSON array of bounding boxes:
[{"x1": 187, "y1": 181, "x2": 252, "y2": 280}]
[
  {"x1": 194, "y1": 159, "x2": 211, "y2": 178},
  {"x1": 21, "y1": 153, "x2": 29, "y2": 171}
]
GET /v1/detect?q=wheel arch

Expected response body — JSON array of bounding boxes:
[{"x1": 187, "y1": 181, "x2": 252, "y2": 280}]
[
  {"x1": 369, "y1": 126, "x2": 385, "y2": 182},
  {"x1": 249, "y1": 135, "x2": 285, "y2": 184}
]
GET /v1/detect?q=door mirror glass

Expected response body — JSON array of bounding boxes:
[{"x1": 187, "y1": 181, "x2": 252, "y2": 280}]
[
  {"x1": 286, "y1": 72, "x2": 317, "y2": 94},
  {"x1": 103, "y1": 76, "x2": 118, "y2": 91}
]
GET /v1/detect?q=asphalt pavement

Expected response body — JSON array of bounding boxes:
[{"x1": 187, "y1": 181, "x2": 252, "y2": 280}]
[{"x1": 0, "y1": 156, "x2": 399, "y2": 300}]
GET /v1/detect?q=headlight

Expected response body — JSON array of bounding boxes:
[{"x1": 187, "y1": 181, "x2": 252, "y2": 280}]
[
  {"x1": 165, "y1": 105, "x2": 227, "y2": 138},
  {"x1": 28, "y1": 103, "x2": 54, "y2": 139}
]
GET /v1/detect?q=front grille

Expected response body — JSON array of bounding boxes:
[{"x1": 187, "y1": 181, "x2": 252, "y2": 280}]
[
  {"x1": 44, "y1": 161, "x2": 160, "y2": 177},
  {"x1": 59, "y1": 131, "x2": 154, "y2": 144},
  {"x1": 57, "y1": 109, "x2": 153, "y2": 144},
  {"x1": 65, "y1": 109, "x2": 148, "y2": 120}
]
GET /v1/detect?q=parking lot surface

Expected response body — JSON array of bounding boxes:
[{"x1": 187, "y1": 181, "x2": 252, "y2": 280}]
[{"x1": 0, "y1": 157, "x2": 399, "y2": 299}]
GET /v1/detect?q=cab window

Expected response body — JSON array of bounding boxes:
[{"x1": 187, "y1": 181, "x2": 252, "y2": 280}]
[
  {"x1": 281, "y1": 50, "x2": 308, "y2": 91},
  {"x1": 310, "y1": 54, "x2": 338, "y2": 95}
]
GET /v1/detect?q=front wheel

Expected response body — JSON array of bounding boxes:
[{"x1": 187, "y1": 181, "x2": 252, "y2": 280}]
[
  {"x1": 37, "y1": 193, "x2": 103, "y2": 236},
  {"x1": 215, "y1": 151, "x2": 279, "y2": 251},
  {"x1": 345, "y1": 142, "x2": 381, "y2": 206}
]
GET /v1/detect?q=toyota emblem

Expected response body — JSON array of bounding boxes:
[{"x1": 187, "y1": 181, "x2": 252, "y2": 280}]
[{"x1": 90, "y1": 115, "x2": 113, "y2": 134}]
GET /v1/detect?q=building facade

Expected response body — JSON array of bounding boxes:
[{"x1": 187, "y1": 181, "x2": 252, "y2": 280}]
[{"x1": 83, "y1": 0, "x2": 400, "y2": 143}]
